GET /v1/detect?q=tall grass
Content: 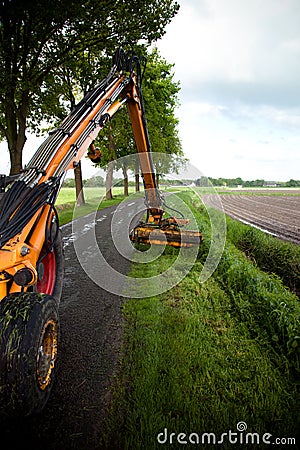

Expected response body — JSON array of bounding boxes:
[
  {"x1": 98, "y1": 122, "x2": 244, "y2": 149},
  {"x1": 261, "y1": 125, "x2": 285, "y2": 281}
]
[
  {"x1": 214, "y1": 242, "x2": 300, "y2": 374},
  {"x1": 101, "y1": 258, "x2": 300, "y2": 449},
  {"x1": 188, "y1": 190, "x2": 300, "y2": 373},
  {"x1": 226, "y1": 218, "x2": 300, "y2": 295}
]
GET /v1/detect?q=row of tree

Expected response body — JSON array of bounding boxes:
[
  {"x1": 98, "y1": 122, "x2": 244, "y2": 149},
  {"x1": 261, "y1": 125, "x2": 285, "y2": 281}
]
[
  {"x1": 63, "y1": 175, "x2": 140, "y2": 189},
  {"x1": 196, "y1": 177, "x2": 300, "y2": 187},
  {"x1": 0, "y1": 0, "x2": 181, "y2": 188}
]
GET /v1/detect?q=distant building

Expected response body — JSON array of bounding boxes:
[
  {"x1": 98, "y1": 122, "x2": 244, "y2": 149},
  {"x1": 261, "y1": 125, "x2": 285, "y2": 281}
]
[{"x1": 263, "y1": 181, "x2": 280, "y2": 187}]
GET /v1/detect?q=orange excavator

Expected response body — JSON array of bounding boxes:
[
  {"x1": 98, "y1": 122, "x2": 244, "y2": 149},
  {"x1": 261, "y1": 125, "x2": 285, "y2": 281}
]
[{"x1": 0, "y1": 48, "x2": 202, "y2": 416}]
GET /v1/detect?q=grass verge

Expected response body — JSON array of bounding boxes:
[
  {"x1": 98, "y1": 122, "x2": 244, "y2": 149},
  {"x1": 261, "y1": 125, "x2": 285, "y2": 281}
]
[
  {"x1": 55, "y1": 187, "x2": 129, "y2": 225},
  {"x1": 100, "y1": 191, "x2": 300, "y2": 450},
  {"x1": 56, "y1": 196, "x2": 126, "y2": 226}
]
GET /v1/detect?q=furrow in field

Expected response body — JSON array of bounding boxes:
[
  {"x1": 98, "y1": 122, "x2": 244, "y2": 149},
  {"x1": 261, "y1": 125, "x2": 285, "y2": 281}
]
[{"x1": 202, "y1": 194, "x2": 300, "y2": 244}]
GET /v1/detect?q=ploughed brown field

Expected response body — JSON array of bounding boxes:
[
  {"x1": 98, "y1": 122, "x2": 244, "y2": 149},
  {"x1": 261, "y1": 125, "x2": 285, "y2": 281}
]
[{"x1": 202, "y1": 190, "x2": 300, "y2": 244}]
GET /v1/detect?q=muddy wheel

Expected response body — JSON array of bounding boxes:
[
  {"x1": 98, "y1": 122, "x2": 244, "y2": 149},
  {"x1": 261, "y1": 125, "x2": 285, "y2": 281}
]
[
  {"x1": 36, "y1": 228, "x2": 64, "y2": 303},
  {"x1": 0, "y1": 292, "x2": 59, "y2": 417}
]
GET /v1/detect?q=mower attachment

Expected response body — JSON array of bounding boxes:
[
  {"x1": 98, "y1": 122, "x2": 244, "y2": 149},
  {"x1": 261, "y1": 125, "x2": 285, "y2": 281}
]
[{"x1": 130, "y1": 223, "x2": 204, "y2": 248}]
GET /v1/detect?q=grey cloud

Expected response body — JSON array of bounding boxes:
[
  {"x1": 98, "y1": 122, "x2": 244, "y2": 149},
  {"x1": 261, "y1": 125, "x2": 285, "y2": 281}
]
[{"x1": 181, "y1": 79, "x2": 300, "y2": 109}]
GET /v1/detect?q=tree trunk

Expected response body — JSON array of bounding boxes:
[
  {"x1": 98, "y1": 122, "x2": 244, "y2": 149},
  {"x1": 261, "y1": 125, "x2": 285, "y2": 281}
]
[
  {"x1": 135, "y1": 173, "x2": 140, "y2": 192},
  {"x1": 106, "y1": 160, "x2": 114, "y2": 200},
  {"x1": 74, "y1": 161, "x2": 85, "y2": 206},
  {"x1": 6, "y1": 97, "x2": 28, "y2": 175},
  {"x1": 106, "y1": 130, "x2": 116, "y2": 200},
  {"x1": 122, "y1": 163, "x2": 129, "y2": 196},
  {"x1": 135, "y1": 157, "x2": 140, "y2": 192},
  {"x1": 67, "y1": 93, "x2": 86, "y2": 206},
  {"x1": 9, "y1": 143, "x2": 24, "y2": 175},
  {"x1": 156, "y1": 173, "x2": 160, "y2": 189}
]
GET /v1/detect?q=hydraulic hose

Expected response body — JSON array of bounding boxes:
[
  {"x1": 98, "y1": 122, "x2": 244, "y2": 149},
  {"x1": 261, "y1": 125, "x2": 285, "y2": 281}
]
[{"x1": 0, "y1": 178, "x2": 60, "y2": 250}]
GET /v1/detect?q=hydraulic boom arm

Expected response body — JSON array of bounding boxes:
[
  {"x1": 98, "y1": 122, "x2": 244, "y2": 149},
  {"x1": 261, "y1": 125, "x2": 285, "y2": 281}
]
[{"x1": 0, "y1": 48, "x2": 202, "y2": 301}]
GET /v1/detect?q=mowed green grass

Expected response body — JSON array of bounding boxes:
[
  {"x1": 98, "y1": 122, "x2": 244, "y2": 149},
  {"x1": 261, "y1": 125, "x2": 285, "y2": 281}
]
[
  {"x1": 55, "y1": 187, "x2": 133, "y2": 225},
  {"x1": 99, "y1": 190, "x2": 300, "y2": 450}
]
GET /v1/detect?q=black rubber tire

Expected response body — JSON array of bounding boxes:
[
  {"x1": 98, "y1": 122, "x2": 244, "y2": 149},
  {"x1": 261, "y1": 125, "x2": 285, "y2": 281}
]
[
  {"x1": 36, "y1": 228, "x2": 64, "y2": 304},
  {"x1": 0, "y1": 292, "x2": 59, "y2": 417}
]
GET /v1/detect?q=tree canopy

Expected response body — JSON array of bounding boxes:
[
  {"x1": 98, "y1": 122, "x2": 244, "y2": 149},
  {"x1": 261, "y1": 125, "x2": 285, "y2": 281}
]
[{"x1": 0, "y1": 0, "x2": 179, "y2": 173}]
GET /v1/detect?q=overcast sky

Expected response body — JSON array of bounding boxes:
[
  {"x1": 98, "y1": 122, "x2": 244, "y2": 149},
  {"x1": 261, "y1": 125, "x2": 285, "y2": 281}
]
[
  {"x1": 1, "y1": 0, "x2": 299, "y2": 181},
  {"x1": 156, "y1": 0, "x2": 300, "y2": 181}
]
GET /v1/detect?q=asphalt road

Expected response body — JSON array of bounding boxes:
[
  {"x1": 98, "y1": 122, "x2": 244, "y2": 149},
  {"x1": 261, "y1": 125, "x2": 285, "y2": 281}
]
[{"x1": 1, "y1": 203, "x2": 136, "y2": 450}]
